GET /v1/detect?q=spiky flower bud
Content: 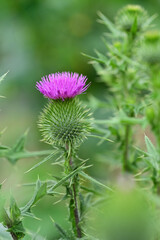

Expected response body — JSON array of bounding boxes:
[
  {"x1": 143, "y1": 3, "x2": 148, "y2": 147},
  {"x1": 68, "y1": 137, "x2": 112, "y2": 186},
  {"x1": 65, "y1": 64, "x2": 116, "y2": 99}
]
[
  {"x1": 38, "y1": 98, "x2": 91, "y2": 147},
  {"x1": 140, "y1": 30, "x2": 160, "y2": 65},
  {"x1": 37, "y1": 72, "x2": 92, "y2": 148},
  {"x1": 115, "y1": 5, "x2": 148, "y2": 33}
]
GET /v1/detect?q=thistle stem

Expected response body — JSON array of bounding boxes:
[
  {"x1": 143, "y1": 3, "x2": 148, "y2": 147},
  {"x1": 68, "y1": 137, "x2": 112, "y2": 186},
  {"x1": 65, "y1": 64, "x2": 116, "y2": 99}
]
[
  {"x1": 123, "y1": 125, "x2": 131, "y2": 171},
  {"x1": 65, "y1": 144, "x2": 82, "y2": 238},
  {"x1": 70, "y1": 160, "x2": 82, "y2": 238}
]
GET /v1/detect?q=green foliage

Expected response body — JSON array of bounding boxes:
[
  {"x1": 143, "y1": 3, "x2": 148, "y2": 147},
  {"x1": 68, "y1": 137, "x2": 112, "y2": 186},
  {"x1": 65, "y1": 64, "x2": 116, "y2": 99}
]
[
  {"x1": 3, "y1": 130, "x2": 29, "y2": 164},
  {"x1": 0, "y1": 130, "x2": 53, "y2": 164},
  {"x1": 53, "y1": 221, "x2": 71, "y2": 240},
  {"x1": 21, "y1": 179, "x2": 47, "y2": 218},
  {"x1": 8, "y1": 197, "x2": 25, "y2": 239},
  {"x1": 0, "y1": 197, "x2": 25, "y2": 239},
  {"x1": 38, "y1": 98, "x2": 92, "y2": 148},
  {"x1": 145, "y1": 135, "x2": 159, "y2": 172}
]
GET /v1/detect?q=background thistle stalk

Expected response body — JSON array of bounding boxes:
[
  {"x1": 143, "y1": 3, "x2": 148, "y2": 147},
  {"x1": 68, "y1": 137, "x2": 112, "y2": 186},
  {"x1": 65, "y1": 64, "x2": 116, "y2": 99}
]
[
  {"x1": 36, "y1": 71, "x2": 91, "y2": 237},
  {"x1": 115, "y1": 5, "x2": 149, "y2": 171},
  {"x1": 85, "y1": 4, "x2": 152, "y2": 172}
]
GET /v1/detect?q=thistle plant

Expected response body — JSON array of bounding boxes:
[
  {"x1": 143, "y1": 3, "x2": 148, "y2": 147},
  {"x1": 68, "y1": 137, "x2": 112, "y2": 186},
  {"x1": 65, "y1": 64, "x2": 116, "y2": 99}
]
[
  {"x1": 36, "y1": 71, "x2": 92, "y2": 238},
  {"x1": 0, "y1": 70, "x2": 110, "y2": 239},
  {"x1": 84, "y1": 4, "x2": 156, "y2": 172},
  {"x1": 84, "y1": 4, "x2": 160, "y2": 197}
]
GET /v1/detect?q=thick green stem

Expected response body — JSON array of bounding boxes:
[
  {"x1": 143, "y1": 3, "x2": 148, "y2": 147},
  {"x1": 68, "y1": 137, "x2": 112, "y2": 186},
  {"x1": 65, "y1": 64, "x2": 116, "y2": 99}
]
[
  {"x1": 65, "y1": 144, "x2": 82, "y2": 238},
  {"x1": 123, "y1": 125, "x2": 131, "y2": 171}
]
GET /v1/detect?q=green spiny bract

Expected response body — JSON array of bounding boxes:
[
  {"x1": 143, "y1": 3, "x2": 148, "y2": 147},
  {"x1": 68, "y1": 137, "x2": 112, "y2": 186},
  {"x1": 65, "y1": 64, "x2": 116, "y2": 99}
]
[
  {"x1": 115, "y1": 5, "x2": 148, "y2": 33},
  {"x1": 38, "y1": 98, "x2": 92, "y2": 148}
]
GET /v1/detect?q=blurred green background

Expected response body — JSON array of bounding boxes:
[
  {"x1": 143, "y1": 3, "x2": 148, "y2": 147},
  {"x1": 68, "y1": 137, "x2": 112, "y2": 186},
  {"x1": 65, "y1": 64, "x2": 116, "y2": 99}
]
[{"x1": 0, "y1": 0, "x2": 160, "y2": 239}]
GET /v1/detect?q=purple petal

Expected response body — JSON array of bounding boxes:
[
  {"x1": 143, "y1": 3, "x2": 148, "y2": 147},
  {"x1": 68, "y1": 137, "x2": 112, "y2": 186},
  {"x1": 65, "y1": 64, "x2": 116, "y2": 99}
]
[{"x1": 36, "y1": 72, "x2": 90, "y2": 100}]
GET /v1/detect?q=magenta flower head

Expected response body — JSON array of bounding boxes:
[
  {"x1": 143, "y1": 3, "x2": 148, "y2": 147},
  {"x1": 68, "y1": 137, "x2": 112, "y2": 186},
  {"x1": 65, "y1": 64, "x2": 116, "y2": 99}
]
[
  {"x1": 36, "y1": 72, "x2": 90, "y2": 100},
  {"x1": 37, "y1": 71, "x2": 92, "y2": 148}
]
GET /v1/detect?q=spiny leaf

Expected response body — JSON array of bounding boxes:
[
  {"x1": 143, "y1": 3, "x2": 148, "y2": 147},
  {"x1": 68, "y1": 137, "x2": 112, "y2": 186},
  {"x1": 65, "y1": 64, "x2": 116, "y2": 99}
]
[
  {"x1": 0, "y1": 129, "x2": 54, "y2": 164},
  {"x1": 6, "y1": 130, "x2": 29, "y2": 164},
  {"x1": 0, "y1": 148, "x2": 54, "y2": 164},
  {"x1": 11, "y1": 129, "x2": 29, "y2": 153},
  {"x1": 94, "y1": 49, "x2": 108, "y2": 63},
  {"x1": 48, "y1": 163, "x2": 87, "y2": 193},
  {"x1": 93, "y1": 116, "x2": 145, "y2": 126},
  {"x1": 21, "y1": 212, "x2": 39, "y2": 220},
  {"x1": 80, "y1": 186, "x2": 103, "y2": 196},
  {"x1": 145, "y1": 135, "x2": 157, "y2": 156},
  {"x1": 7, "y1": 197, "x2": 25, "y2": 239},
  {"x1": 81, "y1": 52, "x2": 106, "y2": 64},
  {"x1": 50, "y1": 217, "x2": 70, "y2": 240},
  {"x1": 9, "y1": 197, "x2": 21, "y2": 223},
  {"x1": 104, "y1": 42, "x2": 145, "y2": 69},
  {"x1": 21, "y1": 179, "x2": 47, "y2": 214},
  {"x1": 79, "y1": 172, "x2": 113, "y2": 192},
  {"x1": 89, "y1": 134, "x2": 113, "y2": 143},
  {"x1": 145, "y1": 135, "x2": 159, "y2": 171},
  {"x1": 97, "y1": 11, "x2": 121, "y2": 36},
  {"x1": 25, "y1": 151, "x2": 58, "y2": 173},
  {"x1": 79, "y1": 193, "x2": 93, "y2": 220},
  {"x1": 21, "y1": 180, "x2": 56, "y2": 188}
]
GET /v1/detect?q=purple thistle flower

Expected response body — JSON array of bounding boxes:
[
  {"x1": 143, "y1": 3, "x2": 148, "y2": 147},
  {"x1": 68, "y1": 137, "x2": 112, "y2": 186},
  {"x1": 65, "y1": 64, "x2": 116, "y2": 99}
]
[{"x1": 36, "y1": 72, "x2": 90, "y2": 100}]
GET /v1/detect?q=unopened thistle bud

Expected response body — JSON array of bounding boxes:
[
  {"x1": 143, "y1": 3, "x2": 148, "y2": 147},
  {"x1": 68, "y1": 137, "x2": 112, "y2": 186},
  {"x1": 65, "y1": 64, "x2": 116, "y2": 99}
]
[
  {"x1": 144, "y1": 30, "x2": 160, "y2": 43},
  {"x1": 115, "y1": 5, "x2": 148, "y2": 33},
  {"x1": 140, "y1": 30, "x2": 160, "y2": 65},
  {"x1": 36, "y1": 72, "x2": 92, "y2": 148}
]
